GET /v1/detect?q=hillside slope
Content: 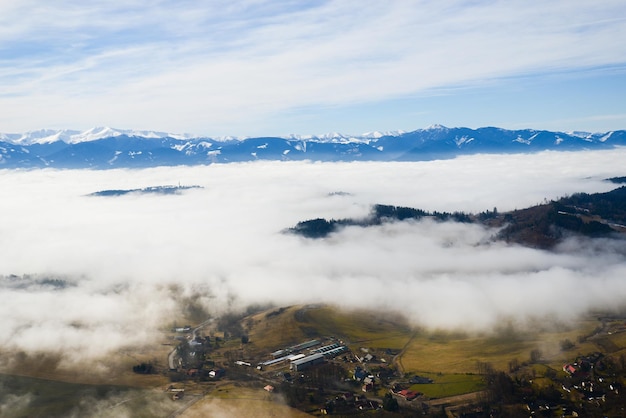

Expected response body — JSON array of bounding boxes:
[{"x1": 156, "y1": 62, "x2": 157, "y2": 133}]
[{"x1": 289, "y1": 186, "x2": 626, "y2": 249}]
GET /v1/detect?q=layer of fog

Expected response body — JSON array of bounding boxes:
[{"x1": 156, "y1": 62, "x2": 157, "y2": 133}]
[
  {"x1": 1, "y1": 149, "x2": 625, "y2": 362},
  {"x1": 0, "y1": 377, "x2": 178, "y2": 418}
]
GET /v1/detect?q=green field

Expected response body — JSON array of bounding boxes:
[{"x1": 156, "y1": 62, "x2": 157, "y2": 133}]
[{"x1": 408, "y1": 373, "x2": 486, "y2": 398}]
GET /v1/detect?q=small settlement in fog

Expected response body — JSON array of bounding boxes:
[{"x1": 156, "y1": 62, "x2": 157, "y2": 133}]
[{"x1": 154, "y1": 304, "x2": 626, "y2": 417}]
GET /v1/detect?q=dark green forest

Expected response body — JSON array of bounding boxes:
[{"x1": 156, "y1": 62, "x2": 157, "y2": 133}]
[
  {"x1": 288, "y1": 204, "x2": 471, "y2": 239},
  {"x1": 289, "y1": 186, "x2": 626, "y2": 249}
]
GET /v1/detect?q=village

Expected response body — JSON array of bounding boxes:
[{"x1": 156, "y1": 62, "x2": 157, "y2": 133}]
[
  {"x1": 139, "y1": 307, "x2": 626, "y2": 417},
  {"x1": 159, "y1": 321, "x2": 439, "y2": 415}
]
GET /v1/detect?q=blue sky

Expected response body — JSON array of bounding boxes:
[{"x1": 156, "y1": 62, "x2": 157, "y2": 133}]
[{"x1": 1, "y1": 0, "x2": 626, "y2": 137}]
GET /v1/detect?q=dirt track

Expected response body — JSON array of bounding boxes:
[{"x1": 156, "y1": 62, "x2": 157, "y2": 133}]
[{"x1": 425, "y1": 390, "x2": 488, "y2": 407}]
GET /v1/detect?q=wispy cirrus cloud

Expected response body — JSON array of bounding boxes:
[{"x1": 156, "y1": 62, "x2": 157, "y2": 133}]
[{"x1": 1, "y1": 1, "x2": 626, "y2": 134}]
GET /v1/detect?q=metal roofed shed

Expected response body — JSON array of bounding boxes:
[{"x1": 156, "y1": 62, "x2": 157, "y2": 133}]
[
  {"x1": 290, "y1": 353, "x2": 325, "y2": 371},
  {"x1": 271, "y1": 349, "x2": 286, "y2": 358},
  {"x1": 314, "y1": 343, "x2": 340, "y2": 354},
  {"x1": 260, "y1": 356, "x2": 291, "y2": 368},
  {"x1": 288, "y1": 353, "x2": 306, "y2": 362},
  {"x1": 313, "y1": 343, "x2": 347, "y2": 358},
  {"x1": 322, "y1": 346, "x2": 347, "y2": 357}
]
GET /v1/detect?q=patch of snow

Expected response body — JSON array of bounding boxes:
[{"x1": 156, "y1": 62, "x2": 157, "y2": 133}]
[
  {"x1": 362, "y1": 131, "x2": 385, "y2": 139},
  {"x1": 454, "y1": 136, "x2": 474, "y2": 146},
  {"x1": 172, "y1": 143, "x2": 188, "y2": 151},
  {"x1": 108, "y1": 151, "x2": 122, "y2": 164},
  {"x1": 361, "y1": 130, "x2": 405, "y2": 139},
  {"x1": 212, "y1": 135, "x2": 248, "y2": 142},
  {"x1": 599, "y1": 132, "x2": 614, "y2": 142},
  {"x1": 567, "y1": 130, "x2": 593, "y2": 138},
  {"x1": 284, "y1": 130, "x2": 403, "y2": 144}
]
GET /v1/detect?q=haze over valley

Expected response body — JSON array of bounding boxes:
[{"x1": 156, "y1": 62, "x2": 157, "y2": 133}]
[{"x1": 2, "y1": 149, "x2": 626, "y2": 366}]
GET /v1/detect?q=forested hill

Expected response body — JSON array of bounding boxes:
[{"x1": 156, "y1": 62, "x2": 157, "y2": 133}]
[
  {"x1": 288, "y1": 186, "x2": 626, "y2": 249},
  {"x1": 496, "y1": 186, "x2": 626, "y2": 248},
  {"x1": 87, "y1": 184, "x2": 202, "y2": 196},
  {"x1": 288, "y1": 204, "x2": 471, "y2": 239}
]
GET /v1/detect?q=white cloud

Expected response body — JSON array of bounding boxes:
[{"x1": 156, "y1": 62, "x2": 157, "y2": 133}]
[
  {"x1": 1, "y1": 1, "x2": 625, "y2": 134},
  {"x1": 0, "y1": 149, "x2": 625, "y2": 362}
]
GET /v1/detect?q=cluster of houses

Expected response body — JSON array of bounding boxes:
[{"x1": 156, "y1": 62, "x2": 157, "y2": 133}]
[
  {"x1": 562, "y1": 352, "x2": 604, "y2": 377},
  {"x1": 559, "y1": 352, "x2": 622, "y2": 407},
  {"x1": 354, "y1": 347, "x2": 378, "y2": 364},
  {"x1": 353, "y1": 366, "x2": 377, "y2": 392},
  {"x1": 321, "y1": 392, "x2": 381, "y2": 414}
]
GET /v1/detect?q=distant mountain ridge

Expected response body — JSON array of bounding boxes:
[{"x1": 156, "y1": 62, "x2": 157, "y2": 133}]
[{"x1": 1, "y1": 125, "x2": 625, "y2": 169}]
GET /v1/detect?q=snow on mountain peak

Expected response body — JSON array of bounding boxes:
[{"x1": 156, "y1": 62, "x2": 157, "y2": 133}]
[
  {"x1": 567, "y1": 130, "x2": 593, "y2": 138},
  {"x1": 1, "y1": 125, "x2": 625, "y2": 169},
  {"x1": 425, "y1": 124, "x2": 448, "y2": 130},
  {"x1": 4, "y1": 128, "x2": 81, "y2": 145},
  {"x1": 69, "y1": 127, "x2": 123, "y2": 143},
  {"x1": 361, "y1": 130, "x2": 405, "y2": 138},
  {"x1": 283, "y1": 130, "x2": 404, "y2": 143},
  {"x1": 0, "y1": 127, "x2": 198, "y2": 145},
  {"x1": 2, "y1": 126, "x2": 414, "y2": 146}
]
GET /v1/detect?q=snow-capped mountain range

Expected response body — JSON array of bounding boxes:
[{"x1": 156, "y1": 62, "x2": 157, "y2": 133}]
[
  {"x1": 0, "y1": 127, "x2": 195, "y2": 145},
  {"x1": 1, "y1": 125, "x2": 624, "y2": 169}
]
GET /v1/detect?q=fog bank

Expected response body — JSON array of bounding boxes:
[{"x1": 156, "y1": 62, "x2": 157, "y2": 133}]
[{"x1": 1, "y1": 149, "x2": 625, "y2": 360}]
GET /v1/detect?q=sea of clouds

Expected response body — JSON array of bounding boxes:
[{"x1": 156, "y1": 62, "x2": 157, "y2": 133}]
[{"x1": 1, "y1": 149, "x2": 625, "y2": 362}]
